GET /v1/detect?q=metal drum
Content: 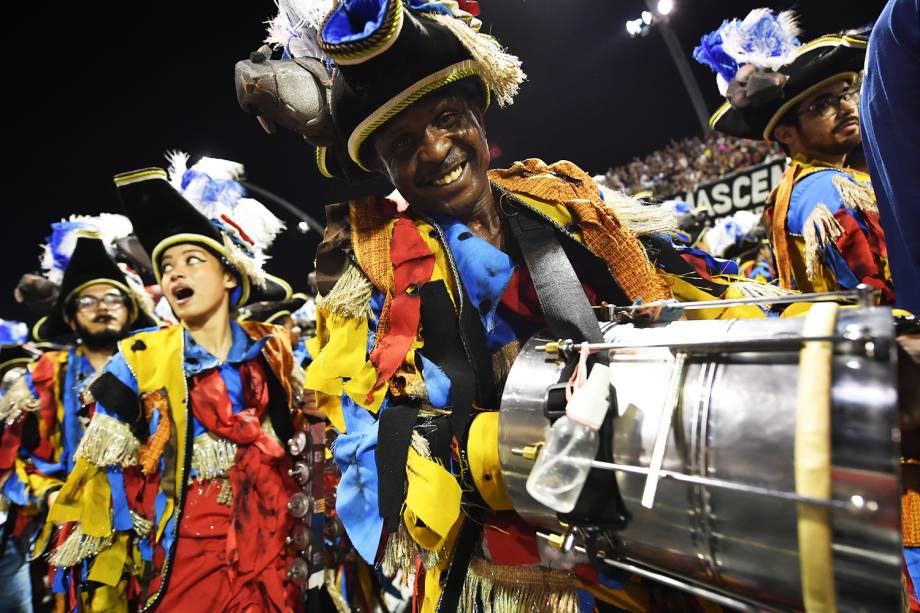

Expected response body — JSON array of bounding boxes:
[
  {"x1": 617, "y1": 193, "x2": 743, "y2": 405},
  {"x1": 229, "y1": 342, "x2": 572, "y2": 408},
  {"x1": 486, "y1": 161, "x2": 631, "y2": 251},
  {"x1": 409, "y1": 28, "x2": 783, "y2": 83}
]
[{"x1": 498, "y1": 306, "x2": 902, "y2": 612}]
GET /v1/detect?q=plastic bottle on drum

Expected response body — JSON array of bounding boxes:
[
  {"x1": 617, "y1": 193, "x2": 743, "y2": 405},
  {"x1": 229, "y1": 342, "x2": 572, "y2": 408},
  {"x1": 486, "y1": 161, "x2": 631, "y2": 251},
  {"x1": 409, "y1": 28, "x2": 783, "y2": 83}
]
[{"x1": 526, "y1": 364, "x2": 611, "y2": 513}]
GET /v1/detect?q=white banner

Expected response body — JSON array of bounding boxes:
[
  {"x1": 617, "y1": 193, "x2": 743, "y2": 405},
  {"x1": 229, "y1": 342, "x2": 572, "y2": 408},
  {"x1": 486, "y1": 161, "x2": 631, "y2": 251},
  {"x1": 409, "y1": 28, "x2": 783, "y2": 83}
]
[{"x1": 673, "y1": 158, "x2": 786, "y2": 222}]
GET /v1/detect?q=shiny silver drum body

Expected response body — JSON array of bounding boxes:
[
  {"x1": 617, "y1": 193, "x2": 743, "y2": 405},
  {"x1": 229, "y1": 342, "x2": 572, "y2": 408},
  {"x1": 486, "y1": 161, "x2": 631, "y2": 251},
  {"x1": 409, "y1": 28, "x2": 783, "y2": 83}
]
[{"x1": 498, "y1": 307, "x2": 901, "y2": 612}]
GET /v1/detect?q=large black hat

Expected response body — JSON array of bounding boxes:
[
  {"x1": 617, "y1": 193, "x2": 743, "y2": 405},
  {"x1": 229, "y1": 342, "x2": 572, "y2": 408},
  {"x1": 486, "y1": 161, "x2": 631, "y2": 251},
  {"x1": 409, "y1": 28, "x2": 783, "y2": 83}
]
[
  {"x1": 33, "y1": 236, "x2": 158, "y2": 341},
  {"x1": 238, "y1": 292, "x2": 309, "y2": 325},
  {"x1": 113, "y1": 166, "x2": 292, "y2": 308},
  {"x1": 237, "y1": 0, "x2": 524, "y2": 183},
  {"x1": 694, "y1": 10, "x2": 867, "y2": 141}
]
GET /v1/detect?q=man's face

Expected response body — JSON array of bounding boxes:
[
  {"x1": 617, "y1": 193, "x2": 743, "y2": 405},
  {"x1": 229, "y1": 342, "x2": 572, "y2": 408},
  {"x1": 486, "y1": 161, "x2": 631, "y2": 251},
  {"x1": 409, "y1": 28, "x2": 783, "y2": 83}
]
[
  {"x1": 370, "y1": 91, "x2": 491, "y2": 220},
  {"x1": 159, "y1": 243, "x2": 237, "y2": 326},
  {"x1": 778, "y1": 79, "x2": 861, "y2": 158},
  {"x1": 67, "y1": 283, "x2": 131, "y2": 347}
]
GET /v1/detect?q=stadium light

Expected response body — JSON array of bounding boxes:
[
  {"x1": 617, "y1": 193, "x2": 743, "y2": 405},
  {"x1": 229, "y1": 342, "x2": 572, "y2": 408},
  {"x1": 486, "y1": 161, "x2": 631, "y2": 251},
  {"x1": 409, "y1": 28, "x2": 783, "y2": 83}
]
[
  {"x1": 657, "y1": 0, "x2": 674, "y2": 16},
  {"x1": 641, "y1": 10, "x2": 653, "y2": 25},
  {"x1": 626, "y1": 19, "x2": 639, "y2": 37}
]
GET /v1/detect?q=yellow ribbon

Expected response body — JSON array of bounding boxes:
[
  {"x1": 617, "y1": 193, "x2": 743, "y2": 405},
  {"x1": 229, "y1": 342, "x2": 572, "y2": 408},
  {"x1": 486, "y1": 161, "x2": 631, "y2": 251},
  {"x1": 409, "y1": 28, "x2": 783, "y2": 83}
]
[{"x1": 403, "y1": 448, "x2": 461, "y2": 551}]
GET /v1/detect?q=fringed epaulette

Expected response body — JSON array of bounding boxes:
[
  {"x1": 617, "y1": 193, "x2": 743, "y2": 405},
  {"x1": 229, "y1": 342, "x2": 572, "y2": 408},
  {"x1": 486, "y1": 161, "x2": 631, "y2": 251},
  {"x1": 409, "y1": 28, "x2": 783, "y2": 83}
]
[
  {"x1": 490, "y1": 159, "x2": 672, "y2": 303},
  {"x1": 802, "y1": 203, "x2": 844, "y2": 281},
  {"x1": 0, "y1": 371, "x2": 39, "y2": 424},
  {"x1": 733, "y1": 280, "x2": 798, "y2": 299},
  {"x1": 316, "y1": 263, "x2": 374, "y2": 321},
  {"x1": 832, "y1": 174, "x2": 878, "y2": 216},
  {"x1": 600, "y1": 187, "x2": 680, "y2": 237},
  {"x1": 49, "y1": 525, "x2": 114, "y2": 567},
  {"x1": 74, "y1": 412, "x2": 139, "y2": 467},
  {"x1": 460, "y1": 557, "x2": 580, "y2": 613}
]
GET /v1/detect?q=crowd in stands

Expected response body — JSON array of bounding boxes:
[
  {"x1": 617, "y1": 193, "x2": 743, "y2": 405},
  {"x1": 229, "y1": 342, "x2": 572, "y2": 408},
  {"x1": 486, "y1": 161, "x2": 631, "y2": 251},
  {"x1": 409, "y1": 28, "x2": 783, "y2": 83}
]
[{"x1": 600, "y1": 131, "x2": 782, "y2": 197}]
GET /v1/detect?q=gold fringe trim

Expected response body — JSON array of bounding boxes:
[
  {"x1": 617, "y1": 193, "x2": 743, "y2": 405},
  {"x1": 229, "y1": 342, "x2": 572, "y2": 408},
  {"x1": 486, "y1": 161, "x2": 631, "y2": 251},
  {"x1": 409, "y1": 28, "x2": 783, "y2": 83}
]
[
  {"x1": 190, "y1": 433, "x2": 237, "y2": 480},
  {"x1": 316, "y1": 263, "x2": 373, "y2": 321},
  {"x1": 0, "y1": 372, "x2": 39, "y2": 424},
  {"x1": 460, "y1": 557, "x2": 580, "y2": 613},
  {"x1": 380, "y1": 430, "x2": 439, "y2": 577},
  {"x1": 49, "y1": 525, "x2": 114, "y2": 567},
  {"x1": 75, "y1": 413, "x2": 139, "y2": 467},
  {"x1": 832, "y1": 174, "x2": 878, "y2": 215},
  {"x1": 802, "y1": 203, "x2": 844, "y2": 281},
  {"x1": 325, "y1": 568, "x2": 352, "y2": 613},
  {"x1": 130, "y1": 511, "x2": 153, "y2": 538},
  {"x1": 423, "y1": 13, "x2": 526, "y2": 107},
  {"x1": 381, "y1": 517, "x2": 418, "y2": 578}
]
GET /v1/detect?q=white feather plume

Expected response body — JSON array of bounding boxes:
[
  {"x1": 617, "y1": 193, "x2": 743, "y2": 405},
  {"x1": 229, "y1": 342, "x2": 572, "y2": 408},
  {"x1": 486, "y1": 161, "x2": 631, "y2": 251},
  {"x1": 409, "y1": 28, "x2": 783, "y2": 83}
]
[
  {"x1": 163, "y1": 151, "x2": 286, "y2": 285},
  {"x1": 165, "y1": 150, "x2": 189, "y2": 193},
  {"x1": 265, "y1": 0, "x2": 333, "y2": 58},
  {"x1": 39, "y1": 214, "x2": 134, "y2": 285},
  {"x1": 720, "y1": 9, "x2": 802, "y2": 71}
]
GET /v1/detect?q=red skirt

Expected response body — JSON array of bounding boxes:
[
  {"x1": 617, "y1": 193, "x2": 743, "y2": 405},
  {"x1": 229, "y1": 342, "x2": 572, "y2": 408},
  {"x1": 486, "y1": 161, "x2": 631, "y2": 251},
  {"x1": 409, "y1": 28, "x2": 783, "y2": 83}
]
[{"x1": 151, "y1": 479, "x2": 303, "y2": 613}]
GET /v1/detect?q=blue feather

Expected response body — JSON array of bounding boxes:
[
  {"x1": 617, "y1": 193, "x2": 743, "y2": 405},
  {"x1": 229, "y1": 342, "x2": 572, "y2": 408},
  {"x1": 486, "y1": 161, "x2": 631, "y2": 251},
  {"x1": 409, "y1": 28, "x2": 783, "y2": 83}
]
[
  {"x1": 693, "y1": 23, "x2": 739, "y2": 83},
  {"x1": 0, "y1": 319, "x2": 29, "y2": 345}
]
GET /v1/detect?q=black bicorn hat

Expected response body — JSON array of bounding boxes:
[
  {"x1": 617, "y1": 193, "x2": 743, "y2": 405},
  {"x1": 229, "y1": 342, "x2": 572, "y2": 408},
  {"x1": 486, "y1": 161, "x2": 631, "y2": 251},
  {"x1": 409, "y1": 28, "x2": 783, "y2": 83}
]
[
  {"x1": 235, "y1": 0, "x2": 524, "y2": 182},
  {"x1": 237, "y1": 292, "x2": 310, "y2": 325},
  {"x1": 33, "y1": 236, "x2": 158, "y2": 341},
  {"x1": 113, "y1": 166, "x2": 292, "y2": 308},
  {"x1": 694, "y1": 10, "x2": 867, "y2": 141}
]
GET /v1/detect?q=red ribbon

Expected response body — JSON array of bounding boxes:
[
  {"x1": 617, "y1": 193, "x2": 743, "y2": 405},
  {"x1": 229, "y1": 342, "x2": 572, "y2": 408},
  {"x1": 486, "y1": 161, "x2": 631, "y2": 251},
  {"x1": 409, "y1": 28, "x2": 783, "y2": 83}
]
[
  {"x1": 367, "y1": 217, "x2": 435, "y2": 402},
  {"x1": 188, "y1": 362, "x2": 295, "y2": 583}
]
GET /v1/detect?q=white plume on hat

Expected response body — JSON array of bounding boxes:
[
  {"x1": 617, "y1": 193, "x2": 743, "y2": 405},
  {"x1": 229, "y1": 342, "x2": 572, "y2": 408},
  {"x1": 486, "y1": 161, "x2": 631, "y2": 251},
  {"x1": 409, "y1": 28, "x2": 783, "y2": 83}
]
[{"x1": 40, "y1": 214, "x2": 134, "y2": 285}]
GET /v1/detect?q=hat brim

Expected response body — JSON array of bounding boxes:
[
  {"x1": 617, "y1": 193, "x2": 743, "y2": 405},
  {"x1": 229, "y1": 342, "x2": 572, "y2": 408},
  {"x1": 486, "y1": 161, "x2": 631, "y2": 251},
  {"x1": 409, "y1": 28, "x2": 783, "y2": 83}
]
[
  {"x1": 238, "y1": 292, "x2": 308, "y2": 324},
  {"x1": 709, "y1": 34, "x2": 867, "y2": 140}
]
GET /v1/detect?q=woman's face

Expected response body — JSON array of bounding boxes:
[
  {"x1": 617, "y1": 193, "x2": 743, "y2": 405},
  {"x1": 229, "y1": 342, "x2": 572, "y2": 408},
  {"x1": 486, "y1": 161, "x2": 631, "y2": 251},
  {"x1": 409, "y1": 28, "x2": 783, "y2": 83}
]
[{"x1": 159, "y1": 243, "x2": 237, "y2": 326}]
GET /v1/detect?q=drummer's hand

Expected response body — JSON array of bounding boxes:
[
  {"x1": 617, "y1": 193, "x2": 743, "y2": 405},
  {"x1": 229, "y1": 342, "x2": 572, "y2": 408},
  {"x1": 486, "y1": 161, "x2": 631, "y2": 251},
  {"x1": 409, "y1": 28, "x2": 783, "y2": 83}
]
[{"x1": 633, "y1": 303, "x2": 664, "y2": 322}]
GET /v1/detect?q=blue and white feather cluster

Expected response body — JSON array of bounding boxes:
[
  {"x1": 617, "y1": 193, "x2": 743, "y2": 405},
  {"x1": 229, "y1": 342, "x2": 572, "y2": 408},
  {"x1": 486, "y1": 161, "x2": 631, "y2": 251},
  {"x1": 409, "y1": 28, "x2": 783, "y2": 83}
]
[
  {"x1": 694, "y1": 9, "x2": 801, "y2": 96},
  {"x1": 0, "y1": 319, "x2": 29, "y2": 346},
  {"x1": 40, "y1": 214, "x2": 134, "y2": 285},
  {"x1": 165, "y1": 151, "x2": 285, "y2": 267}
]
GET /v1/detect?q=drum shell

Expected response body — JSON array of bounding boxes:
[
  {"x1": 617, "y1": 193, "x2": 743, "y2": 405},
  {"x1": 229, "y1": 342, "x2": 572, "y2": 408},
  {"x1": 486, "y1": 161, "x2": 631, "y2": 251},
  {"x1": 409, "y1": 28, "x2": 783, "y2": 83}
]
[{"x1": 498, "y1": 307, "x2": 901, "y2": 612}]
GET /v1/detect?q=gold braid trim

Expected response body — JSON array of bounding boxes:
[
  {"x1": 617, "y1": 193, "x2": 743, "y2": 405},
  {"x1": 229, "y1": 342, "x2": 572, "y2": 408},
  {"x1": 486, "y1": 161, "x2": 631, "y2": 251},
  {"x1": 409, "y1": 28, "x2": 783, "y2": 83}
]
[
  {"x1": 49, "y1": 525, "x2": 114, "y2": 567},
  {"x1": 832, "y1": 174, "x2": 878, "y2": 215},
  {"x1": 75, "y1": 413, "x2": 139, "y2": 467},
  {"x1": 190, "y1": 433, "x2": 238, "y2": 481},
  {"x1": 130, "y1": 511, "x2": 153, "y2": 538},
  {"x1": 138, "y1": 388, "x2": 171, "y2": 475},
  {"x1": 802, "y1": 203, "x2": 845, "y2": 282},
  {"x1": 460, "y1": 557, "x2": 580, "y2": 613},
  {"x1": 315, "y1": 263, "x2": 374, "y2": 321},
  {"x1": 0, "y1": 372, "x2": 39, "y2": 424}
]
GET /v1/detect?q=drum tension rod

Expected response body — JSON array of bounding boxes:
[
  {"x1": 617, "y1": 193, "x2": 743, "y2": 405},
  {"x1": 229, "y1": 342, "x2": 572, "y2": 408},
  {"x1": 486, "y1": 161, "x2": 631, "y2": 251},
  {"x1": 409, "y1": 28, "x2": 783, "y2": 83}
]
[{"x1": 642, "y1": 352, "x2": 687, "y2": 508}]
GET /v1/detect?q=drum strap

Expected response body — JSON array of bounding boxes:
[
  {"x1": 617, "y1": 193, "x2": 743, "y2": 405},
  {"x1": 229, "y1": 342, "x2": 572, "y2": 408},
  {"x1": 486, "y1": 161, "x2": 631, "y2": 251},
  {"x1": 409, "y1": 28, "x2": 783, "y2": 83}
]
[
  {"x1": 795, "y1": 302, "x2": 840, "y2": 613},
  {"x1": 506, "y1": 209, "x2": 605, "y2": 348}
]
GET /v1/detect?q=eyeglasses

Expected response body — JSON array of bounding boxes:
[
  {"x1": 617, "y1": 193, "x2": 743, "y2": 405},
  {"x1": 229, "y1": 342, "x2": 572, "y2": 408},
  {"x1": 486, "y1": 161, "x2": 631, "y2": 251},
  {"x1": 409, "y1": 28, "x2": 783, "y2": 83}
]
[
  {"x1": 75, "y1": 293, "x2": 126, "y2": 312},
  {"x1": 798, "y1": 88, "x2": 859, "y2": 119}
]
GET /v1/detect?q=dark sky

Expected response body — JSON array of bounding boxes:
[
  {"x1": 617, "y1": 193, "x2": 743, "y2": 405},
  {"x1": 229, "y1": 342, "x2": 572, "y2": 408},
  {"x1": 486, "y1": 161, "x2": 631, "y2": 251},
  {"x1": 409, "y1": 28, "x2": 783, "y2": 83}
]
[{"x1": 5, "y1": 0, "x2": 885, "y2": 325}]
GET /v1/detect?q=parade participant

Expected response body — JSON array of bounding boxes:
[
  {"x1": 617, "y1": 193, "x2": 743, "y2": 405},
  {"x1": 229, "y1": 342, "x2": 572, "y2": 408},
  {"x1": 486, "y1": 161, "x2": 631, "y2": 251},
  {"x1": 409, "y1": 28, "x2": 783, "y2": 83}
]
[
  {"x1": 239, "y1": 293, "x2": 312, "y2": 366},
  {"x1": 0, "y1": 321, "x2": 41, "y2": 613},
  {"x1": 46, "y1": 154, "x2": 311, "y2": 612},
  {"x1": 694, "y1": 9, "x2": 891, "y2": 302},
  {"x1": 0, "y1": 218, "x2": 157, "y2": 606},
  {"x1": 861, "y1": 0, "x2": 920, "y2": 314},
  {"x1": 236, "y1": 1, "x2": 777, "y2": 610}
]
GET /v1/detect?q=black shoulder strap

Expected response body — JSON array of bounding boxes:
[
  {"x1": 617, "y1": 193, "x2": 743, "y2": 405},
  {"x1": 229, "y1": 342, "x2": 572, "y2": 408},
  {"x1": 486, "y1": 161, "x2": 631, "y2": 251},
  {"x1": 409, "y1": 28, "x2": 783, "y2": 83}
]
[{"x1": 506, "y1": 209, "x2": 604, "y2": 346}]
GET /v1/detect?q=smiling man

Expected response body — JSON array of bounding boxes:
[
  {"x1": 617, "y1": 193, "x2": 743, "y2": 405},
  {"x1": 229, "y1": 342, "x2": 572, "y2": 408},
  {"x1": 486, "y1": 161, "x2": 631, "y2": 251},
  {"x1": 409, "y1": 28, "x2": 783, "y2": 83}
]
[
  {"x1": 0, "y1": 227, "x2": 156, "y2": 611},
  {"x1": 695, "y1": 10, "x2": 891, "y2": 302},
  {"x1": 46, "y1": 156, "x2": 310, "y2": 612},
  {"x1": 235, "y1": 1, "x2": 773, "y2": 611}
]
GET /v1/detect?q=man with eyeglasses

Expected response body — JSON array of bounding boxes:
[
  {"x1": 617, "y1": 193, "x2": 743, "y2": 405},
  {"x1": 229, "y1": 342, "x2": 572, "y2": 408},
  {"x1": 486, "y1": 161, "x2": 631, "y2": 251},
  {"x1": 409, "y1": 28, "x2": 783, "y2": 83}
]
[
  {"x1": 695, "y1": 13, "x2": 892, "y2": 303},
  {"x1": 0, "y1": 231, "x2": 155, "y2": 610}
]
